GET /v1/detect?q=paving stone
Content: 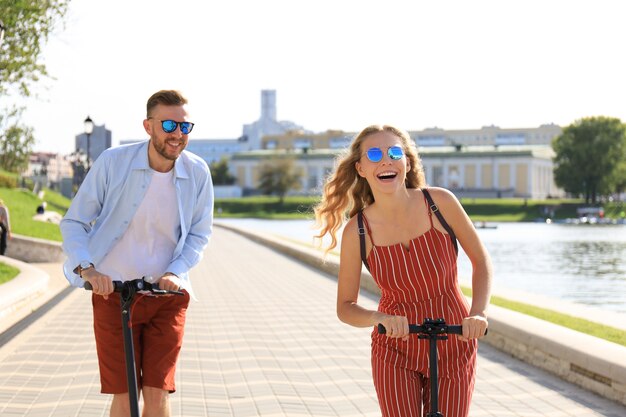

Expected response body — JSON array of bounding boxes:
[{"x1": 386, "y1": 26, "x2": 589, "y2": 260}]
[{"x1": 0, "y1": 227, "x2": 625, "y2": 416}]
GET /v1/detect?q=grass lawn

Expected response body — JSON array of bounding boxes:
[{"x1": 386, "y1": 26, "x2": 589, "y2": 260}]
[
  {"x1": 0, "y1": 187, "x2": 70, "y2": 242},
  {"x1": 0, "y1": 261, "x2": 20, "y2": 284},
  {"x1": 461, "y1": 287, "x2": 626, "y2": 347},
  {"x1": 0, "y1": 185, "x2": 71, "y2": 286}
]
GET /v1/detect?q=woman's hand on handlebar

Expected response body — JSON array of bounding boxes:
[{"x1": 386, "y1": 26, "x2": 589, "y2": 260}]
[
  {"x1": 376, "y1": 313, "x2": 410, "y2": 341},
  {"x1": 459, "y1": 314, "x2": 488, "y2": 342},
  {"x1": 82, "y1": 269, "x2": 114, "y2": 299}
]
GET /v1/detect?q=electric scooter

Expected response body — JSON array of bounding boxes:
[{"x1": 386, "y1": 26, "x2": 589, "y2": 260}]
[
  {"x1": 378, "y1": 318, "x2": 487, "y2": 417},
  {"x1": 85, "y1": 278, "x2": 184, "y2": 417}
]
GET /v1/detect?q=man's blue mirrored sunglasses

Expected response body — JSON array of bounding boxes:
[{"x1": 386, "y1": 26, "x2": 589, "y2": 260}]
[
  {"x1": 365, "y1": 146, "x2": 404, "y2": 163},
  {"x1": 149, "y1": 118, "x2": 195, "y2": 134}
]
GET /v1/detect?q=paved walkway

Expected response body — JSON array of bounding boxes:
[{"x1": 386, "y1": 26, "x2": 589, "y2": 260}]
[{"x1": 0, "y1": 227, "x2": 625, "y2": 416}]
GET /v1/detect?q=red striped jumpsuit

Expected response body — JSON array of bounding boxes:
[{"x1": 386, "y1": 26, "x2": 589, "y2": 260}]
[{"x1": 362, "y1": 200, "x2": 477, "y2": 417}]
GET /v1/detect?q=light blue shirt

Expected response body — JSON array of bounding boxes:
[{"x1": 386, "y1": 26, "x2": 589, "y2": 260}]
[{"x1": 60, "y1": 141, "x2": 214, "y2": 299}]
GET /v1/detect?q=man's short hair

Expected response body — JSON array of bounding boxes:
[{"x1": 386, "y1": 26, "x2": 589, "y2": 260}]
[{"x1": 146, "y1": 90, "x2": 188, "y2": 118}]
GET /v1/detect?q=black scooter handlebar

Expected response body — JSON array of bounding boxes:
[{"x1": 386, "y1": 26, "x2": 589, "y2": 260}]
[
  {"x1": 377, "y1": 320, "x2": 487, "y2": 336},
  {"x1": 84, "y1": 278, "x2": 184, "y2": 296},
  {"x1": 84, "y1": 280, "x2": 124, "y2": 292}
]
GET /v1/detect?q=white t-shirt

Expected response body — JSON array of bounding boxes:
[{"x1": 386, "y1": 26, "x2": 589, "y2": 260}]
[{"x1": 99, "y1": 169, "x2": 180, "y2": 282}]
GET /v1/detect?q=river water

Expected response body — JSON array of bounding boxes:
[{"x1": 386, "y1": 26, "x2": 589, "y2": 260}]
[{"x1": 216, "y1": 218, "x2": 626, "y2": 313}]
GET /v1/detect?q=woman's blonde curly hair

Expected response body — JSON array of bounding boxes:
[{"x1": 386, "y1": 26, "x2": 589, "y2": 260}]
[{"x1": 314, "y1": 124, "x2": 426, "y2": 253}]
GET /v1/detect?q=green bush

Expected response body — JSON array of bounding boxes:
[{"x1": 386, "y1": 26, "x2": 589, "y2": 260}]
[
  {"x1": 214, "y1": 196, "x2": 596, "y2": 221},
  {"x1": 459, "y1": 198, "x2": 585, "y2": 221},
  {"x1": 0, "y1": 173, "x2": 17, "y2": 188},
  {"x1": 215, "y1": 196, "x2": 320, "y2": 217}
]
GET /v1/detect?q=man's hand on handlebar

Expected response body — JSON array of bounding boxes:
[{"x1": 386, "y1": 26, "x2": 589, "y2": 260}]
[
  {"x1": 82, "y1": 268, "x2": 114, "y2": 300},
  {"x1": 158, "y1": 273, "x2": 182, "y2": 294}
]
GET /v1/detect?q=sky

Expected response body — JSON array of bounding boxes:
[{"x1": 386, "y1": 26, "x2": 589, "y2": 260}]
[{"x1": 10, "y1": 0, "x2": 626, "y2": 154}]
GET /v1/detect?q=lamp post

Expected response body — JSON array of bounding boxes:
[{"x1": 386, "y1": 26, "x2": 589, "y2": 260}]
[
  {"x1": 84, "y1": 115, "x2": 94, "y2": 170},
  {"x1": 0, "y1": 20, "x2": 6, "y2": 46}
]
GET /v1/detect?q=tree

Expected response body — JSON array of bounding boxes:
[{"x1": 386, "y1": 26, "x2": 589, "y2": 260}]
[
  {"x1": 553, "y1": 116, "x2": 626, "y2": 204},
  {"x1": 0, "y1": 1, "x2": 69, "y2": 177},
  {"x1": 257, "y1": 157, "x2": 302, "y2": 203},
  {"x1": 0, "y1": 0, "x2": 70, "y2": 96},
  {"x1": 611, "y1": 158, "x2": 626, "y2": 197},
  {"x1": 0, "y1": 107, "x2": 35, "y2": 173},
  {"x1": 209, "y1": 157, "x2": 236, "y2": 185}
]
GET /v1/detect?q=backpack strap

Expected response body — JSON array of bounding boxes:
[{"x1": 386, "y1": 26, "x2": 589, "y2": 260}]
[
  {"x1": 357, "y1": 211, "x2": 371, "y2": 272},
  {"x1": 422, "y1": 188, "x2": 458, "y2": 255}
]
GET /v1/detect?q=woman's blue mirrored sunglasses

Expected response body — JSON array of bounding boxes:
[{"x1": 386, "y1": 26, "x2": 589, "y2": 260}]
[
  {"x1": 150, "y1": 118, "x2": 195, "y2": 134},
  {"x1": 365, "y1": 146, "x2": 404, "y2": 163}
]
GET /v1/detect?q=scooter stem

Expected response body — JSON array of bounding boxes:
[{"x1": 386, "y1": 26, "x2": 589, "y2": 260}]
[{"x1": 120, "y1": 283, "x2": 140, "y2": 417}]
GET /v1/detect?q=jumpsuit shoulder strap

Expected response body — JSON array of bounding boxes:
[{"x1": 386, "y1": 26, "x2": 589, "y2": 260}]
[
  {"x1": 421, "y1": 192, "x2": 435, "y2": 228},
  {"x1": 357, "y1": 211, "x2": 371, "y2": 272},
  {"x1": 422, "y1": 188, "x2": 459, "y2": 255}
]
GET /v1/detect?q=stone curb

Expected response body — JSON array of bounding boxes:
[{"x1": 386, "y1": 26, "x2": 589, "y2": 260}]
[
  {"x1": 4, "y1": 234, "x2": 65, "y2": 263},
  {"x1": 214, "y1": 221, "x2": 626, "y2": 406},
  {"x1": 0, "y1": 255, "x2": 49, "y2": 319}
]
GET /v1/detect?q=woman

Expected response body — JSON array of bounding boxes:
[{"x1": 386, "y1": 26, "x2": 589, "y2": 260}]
[
  {"x1": 0, "y1": 199, "x2": 12, "y2": 256},
  {"x1": 314, "y1": 124, "x2": 492, "y2": 417}
]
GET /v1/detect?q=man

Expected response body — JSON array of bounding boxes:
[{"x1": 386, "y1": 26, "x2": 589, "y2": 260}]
[{"x1": 61, "y1": 90, "x2": 213, "y2": 417}]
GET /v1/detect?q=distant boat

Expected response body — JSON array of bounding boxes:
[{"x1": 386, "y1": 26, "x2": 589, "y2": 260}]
[
  {"x1": 474, "y1": 221, "x2": 498, "y2": 229},
  {"x1": 545, "y1": 206, "x2": 626, "y2": 225}
]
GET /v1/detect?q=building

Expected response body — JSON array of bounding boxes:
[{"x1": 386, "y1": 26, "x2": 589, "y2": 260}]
[
  {"x1": 230, "y1": 148, "x2": 336, "y2": 196},
  {"x1": 75, "y1": 123, "x2": 112, "y2": 163},
  {"x1": 240, "y1": 90, "x2": 309, "y2": 151},
  {"x1": 45, "y1": 154, "x2": 73, "y2": 185},
  {"x1": 259, "y1": 124, "x2": 562, "y2": 151},
  {"x1": 229, "y1": 145, "x2": 564, "y2": 199},
  {"x1": 175, "y1": 138, "x2": 241, "y2": 165},
  {"x1": 410, "y1": 124, "x2": 562, "y2": 147},
  {"x1": 418, "y1": 145, "x2": 563, "y2": 199},
  {"x1": 26, "y1": 152, "x2": 74, "y2": 197},
  {"x1": 261, "y1": 130, "x2": 351, "y2": 151}
]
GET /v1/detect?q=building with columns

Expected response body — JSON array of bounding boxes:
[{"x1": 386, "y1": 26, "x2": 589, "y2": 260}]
[
  {"x1": 418, "y1": 145, "x2": 563, "y2": 198},
  {"x1": 229, "y1": 144, "x2": 563, "y2": 199}
]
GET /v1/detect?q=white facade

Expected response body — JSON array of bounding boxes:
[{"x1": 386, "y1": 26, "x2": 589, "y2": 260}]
[
  {"x1": 184, "y1": 139, "x2": 241, "y2": 164},
  {"x1": 419, "y1": 146, "x2": 563, "y2": 199},
  {"x1": 46, "y1": 154, "x2": 73, "y2": 183},
  {"x1": 230, "y1": 146, "x2": 564, "y2": 199}
]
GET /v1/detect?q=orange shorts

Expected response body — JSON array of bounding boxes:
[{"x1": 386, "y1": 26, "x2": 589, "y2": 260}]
[{"x1": 92, "y1": 291, "x2": 190, "y2": 394}]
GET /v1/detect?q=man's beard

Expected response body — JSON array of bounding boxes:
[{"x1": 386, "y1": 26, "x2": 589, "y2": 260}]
[{"x1": 153, "y1": 137, "x2": 185, "y2": 161}]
